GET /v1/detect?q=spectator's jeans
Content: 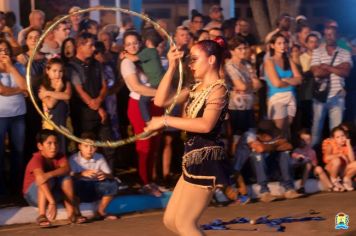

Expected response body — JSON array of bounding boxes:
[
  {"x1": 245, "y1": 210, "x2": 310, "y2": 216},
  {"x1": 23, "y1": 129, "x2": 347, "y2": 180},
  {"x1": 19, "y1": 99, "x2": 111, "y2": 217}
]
[
  {"x1": 0, "y1": 115, "x2": 25, "y2": 193},
  {"x1": 74, "y1": 179, "x2": 119, "y2": 202},
  {"x1": 24, "y1": 175, "x2": 70, "y2": 207},
  {"x1": 311, "y1": 95, "x2": 345, "y2": 146},
  {"x1": 251, "y1": 151, "x2": 294, "y2": 193},
  {"x1": 345, "y1": 90, "x2": 356, "y2": 127}
]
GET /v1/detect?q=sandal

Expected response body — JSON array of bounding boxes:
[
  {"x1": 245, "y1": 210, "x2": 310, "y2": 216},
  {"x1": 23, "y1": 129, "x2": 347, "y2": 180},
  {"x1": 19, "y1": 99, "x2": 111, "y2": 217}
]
[
  {"x1": 68, "y1": 214, "x2": 88, "y2": 224},
  {"x1": 93, "y1": 212, "x2": 118, "y2": 221},
  {"x1": 331, "y1": 178, "x2": 345, "y2": 192},
  {"x1": 37, "y1": 214, "x2": 52, "y2": 228}
]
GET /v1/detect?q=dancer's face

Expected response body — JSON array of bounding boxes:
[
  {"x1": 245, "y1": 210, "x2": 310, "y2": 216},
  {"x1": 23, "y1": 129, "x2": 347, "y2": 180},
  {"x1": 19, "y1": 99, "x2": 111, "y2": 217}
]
[{"x1": 189, "y1": 45, "x2": 214, "y2": 80}]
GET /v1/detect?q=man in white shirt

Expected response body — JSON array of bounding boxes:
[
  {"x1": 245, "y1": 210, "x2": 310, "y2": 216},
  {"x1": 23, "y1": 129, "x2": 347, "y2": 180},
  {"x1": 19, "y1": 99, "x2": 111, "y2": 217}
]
[
  {"x1": 18, "y1": 10, "x2": 45, "y2": 46},
  {"x1": 310, "y1": 24, "x2": 352, "y2": 146}
]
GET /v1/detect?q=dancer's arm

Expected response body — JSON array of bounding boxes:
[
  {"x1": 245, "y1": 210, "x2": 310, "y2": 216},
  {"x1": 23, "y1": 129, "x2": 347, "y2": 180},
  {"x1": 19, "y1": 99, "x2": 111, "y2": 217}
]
[{"x1": 147, "y1": 85, "x2": 226, "y2": 133}]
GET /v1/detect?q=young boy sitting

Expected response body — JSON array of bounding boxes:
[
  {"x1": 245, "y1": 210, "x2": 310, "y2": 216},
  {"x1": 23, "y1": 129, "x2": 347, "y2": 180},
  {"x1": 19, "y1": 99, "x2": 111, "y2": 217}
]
[
  {"x1": 69, "y1": 132, "x2": 119, "y2": 220},
  {"x1": 23, "y1": 129, "x2": 86, "y2": 227}
]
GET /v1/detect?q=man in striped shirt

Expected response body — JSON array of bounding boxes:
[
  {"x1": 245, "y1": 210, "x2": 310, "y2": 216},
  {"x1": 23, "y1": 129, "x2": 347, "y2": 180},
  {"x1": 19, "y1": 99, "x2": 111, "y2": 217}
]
[{"x1": 310, "y1": 23, "x2": 352, "y2": 146}]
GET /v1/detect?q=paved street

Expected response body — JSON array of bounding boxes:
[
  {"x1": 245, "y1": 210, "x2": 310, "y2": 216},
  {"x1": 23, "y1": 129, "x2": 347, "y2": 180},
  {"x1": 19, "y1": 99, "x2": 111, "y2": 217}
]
[{"x1": 0, "y1": 191, "x2": 355, "y2": 236}]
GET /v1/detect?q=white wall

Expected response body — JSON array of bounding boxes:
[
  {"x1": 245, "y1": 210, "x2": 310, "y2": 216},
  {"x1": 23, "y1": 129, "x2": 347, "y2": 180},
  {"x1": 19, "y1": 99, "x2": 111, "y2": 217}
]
[{"x1": 0, "y1": 0, "x2": 20, "y2": 25}]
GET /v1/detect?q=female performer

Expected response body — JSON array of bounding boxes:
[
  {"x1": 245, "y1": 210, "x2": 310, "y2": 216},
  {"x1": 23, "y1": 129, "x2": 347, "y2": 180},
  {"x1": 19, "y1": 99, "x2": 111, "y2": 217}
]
[{"x1": 145, "y1": 38, "x2": 230, "y2": 236}]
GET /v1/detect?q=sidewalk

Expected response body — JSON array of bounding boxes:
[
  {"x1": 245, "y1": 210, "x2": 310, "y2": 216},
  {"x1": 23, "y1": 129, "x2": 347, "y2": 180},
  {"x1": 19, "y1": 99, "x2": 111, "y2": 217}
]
[
  {"x1": 0, "y1": 179, "x2": 323, "y2": 226},
  {"x1": 1, "y1": 190, "x2": 354, "y2": 236}
]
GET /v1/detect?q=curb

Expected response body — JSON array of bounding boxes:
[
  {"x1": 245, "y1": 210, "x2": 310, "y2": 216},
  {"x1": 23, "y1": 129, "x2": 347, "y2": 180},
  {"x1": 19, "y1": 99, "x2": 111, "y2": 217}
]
[{"x1": 0, "y1": 179, "x2": 323, "y2": 226}]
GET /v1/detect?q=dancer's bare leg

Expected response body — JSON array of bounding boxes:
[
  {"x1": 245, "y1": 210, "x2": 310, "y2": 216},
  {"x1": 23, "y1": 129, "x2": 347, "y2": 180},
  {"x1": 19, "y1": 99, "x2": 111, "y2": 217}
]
[
  {"x1": 162, "y1": 134, "x2": 173, "y2": 178},
  {"x1": 163, "y1": 176, "x2": 185, "y2": 234},
  {"x1": 175, "y1": 180, "x2": 214, "y2": 236}
]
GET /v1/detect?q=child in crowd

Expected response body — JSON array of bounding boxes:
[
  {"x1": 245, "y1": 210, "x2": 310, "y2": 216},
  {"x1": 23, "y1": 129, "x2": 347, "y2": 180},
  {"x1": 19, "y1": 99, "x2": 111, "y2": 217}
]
[
  {"x1": 23, "y1": 129, "x2": 86, "y2": 227},
  {"x1": 322, "y1": 126, "x2": 356, "y2": 191},
  {"x1": 292, "y1": 129, "x2": 333, "y2": 193},
  {"x1": 38, "y1": 58, "x2": 71, "y2": 154},
  {"x1": 123, "y1": 28, "x2": 164, "y2": 122},
  {"x1": 69, "y1": 132, "x2": 119, "y2": 220}
]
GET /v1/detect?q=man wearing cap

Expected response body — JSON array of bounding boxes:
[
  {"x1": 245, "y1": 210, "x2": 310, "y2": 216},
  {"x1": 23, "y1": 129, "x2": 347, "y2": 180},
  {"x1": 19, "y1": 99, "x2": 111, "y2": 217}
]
[
  {"x1": 265, "y1": 13, "x2": 292, "y2": 44},
  {"x1": 293, "y1": 23, "x2": 311, "y2": 53},
  {"x1": 18, "y1": 10, "x2": 45, "y2": 46},
  {"x1": 310, "y1": 22, "x2": 352, "y2": 146},
  {"x1": 204, "y1": 4, "x2": 224, "y2": 31}
]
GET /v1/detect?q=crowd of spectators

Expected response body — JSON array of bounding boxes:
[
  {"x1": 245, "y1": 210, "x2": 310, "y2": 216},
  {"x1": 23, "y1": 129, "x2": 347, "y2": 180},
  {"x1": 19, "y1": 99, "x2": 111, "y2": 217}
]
[{"x1": 0, "y1": 3, "x2": 356, "y2": 226}]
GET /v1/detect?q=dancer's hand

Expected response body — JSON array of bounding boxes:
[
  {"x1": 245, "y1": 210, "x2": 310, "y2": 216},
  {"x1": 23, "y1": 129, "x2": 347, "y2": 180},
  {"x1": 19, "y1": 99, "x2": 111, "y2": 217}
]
[
  {"x1": 167, "y1": 45, "x2": 184, "y2": 68},
  {"x1": 145, "y1": 116, "x2": 165, "y2": 132}
]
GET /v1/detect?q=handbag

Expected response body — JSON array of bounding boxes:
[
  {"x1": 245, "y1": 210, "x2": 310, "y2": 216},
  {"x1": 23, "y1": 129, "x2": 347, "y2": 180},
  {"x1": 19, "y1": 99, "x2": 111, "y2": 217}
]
[{"x1": 313, "y1": 51, "x2": 339, "y2": 103}]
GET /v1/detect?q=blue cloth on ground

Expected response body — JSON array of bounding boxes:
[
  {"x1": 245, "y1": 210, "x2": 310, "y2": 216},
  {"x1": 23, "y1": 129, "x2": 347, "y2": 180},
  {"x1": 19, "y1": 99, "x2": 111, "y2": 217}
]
[
  {"x1": 201, "y1": 215, "x2": 325, "y2": 232},
  {"x1": 105, "y1": 191, "x2": 172, "y2": 215}
]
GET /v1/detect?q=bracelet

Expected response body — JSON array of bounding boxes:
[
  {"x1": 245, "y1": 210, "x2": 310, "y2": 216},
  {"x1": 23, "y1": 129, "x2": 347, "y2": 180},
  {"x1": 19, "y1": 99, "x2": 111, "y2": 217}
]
[{"x1": 163, "y1": 114, "x2": 169, "y2": 127}]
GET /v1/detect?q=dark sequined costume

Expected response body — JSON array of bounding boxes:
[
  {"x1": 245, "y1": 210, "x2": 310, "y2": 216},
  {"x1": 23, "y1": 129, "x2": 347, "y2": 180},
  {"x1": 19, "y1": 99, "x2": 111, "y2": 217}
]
[{"x1": 182, "y1": 79, "x2": 230, "y2": 188}]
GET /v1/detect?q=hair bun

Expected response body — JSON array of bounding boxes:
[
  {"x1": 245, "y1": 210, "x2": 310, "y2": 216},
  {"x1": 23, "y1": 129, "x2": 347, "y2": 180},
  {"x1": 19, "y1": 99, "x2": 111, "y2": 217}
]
[{"x1": 213, "y1": 36, "x2": 227, "y2": 49}]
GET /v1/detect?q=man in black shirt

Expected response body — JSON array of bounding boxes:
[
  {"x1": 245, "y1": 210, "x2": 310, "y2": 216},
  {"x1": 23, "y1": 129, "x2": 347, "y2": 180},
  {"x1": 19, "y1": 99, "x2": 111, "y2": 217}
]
[{"x1": 67, "y1": 33, "x2": 115, "y2": 167}]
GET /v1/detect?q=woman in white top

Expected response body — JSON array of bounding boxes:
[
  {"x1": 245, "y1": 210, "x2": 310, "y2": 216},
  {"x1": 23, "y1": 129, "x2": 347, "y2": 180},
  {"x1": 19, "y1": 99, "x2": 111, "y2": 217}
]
[
  {"x1": 120, "y1": 31, "x2": 162, "y2": 196},
  {"x1": 0, "y1": 39, "x2": 27, "y2": 193}
]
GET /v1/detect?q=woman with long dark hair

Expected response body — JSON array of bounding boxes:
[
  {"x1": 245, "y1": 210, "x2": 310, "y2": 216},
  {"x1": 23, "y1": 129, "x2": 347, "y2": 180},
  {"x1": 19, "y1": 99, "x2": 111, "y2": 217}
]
[{"x1": 264, "y1": 33, "x2": 302, "y2": 139}]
